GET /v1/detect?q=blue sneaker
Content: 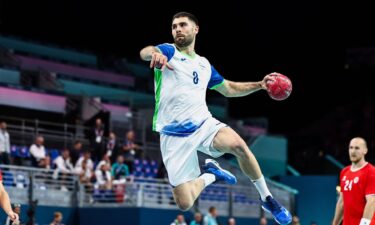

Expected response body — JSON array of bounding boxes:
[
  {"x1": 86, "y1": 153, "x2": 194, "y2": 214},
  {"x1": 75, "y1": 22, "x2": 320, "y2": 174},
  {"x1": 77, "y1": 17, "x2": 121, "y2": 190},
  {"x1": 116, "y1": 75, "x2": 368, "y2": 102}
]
[
  {"x1": 203, "y1": 159, "x2": 237, "y2": 185},
  {"x1": 261, "y1": 196, "x2": 292, "y2": 225}
]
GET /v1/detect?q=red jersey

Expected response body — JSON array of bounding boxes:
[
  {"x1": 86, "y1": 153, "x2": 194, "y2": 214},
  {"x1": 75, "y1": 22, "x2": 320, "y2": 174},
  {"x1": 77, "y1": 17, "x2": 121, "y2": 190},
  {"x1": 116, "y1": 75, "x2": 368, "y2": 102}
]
[{"x1": 340, "y1": 163, "x2": 375, "y2": 225}]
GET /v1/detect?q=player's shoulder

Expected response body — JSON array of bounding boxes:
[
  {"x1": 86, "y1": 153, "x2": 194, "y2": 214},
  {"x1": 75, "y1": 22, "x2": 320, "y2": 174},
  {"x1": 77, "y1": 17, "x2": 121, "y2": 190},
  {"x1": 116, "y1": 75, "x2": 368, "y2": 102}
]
[
  {"x1": 342, "y1": 165, "x2": 351, "y2": 172},
  {"x1": 366, "y1": 163, "x2": 375, "y2": 171},
  {"x1": 156, "y1": 43, "x2": 176, "y2": 51},
  {"x1": 158, "y1": 43, "x2": 175, "y2": 47},
  {"x1": 341, "y1": 165, "x2": 351, "y2": 174}
]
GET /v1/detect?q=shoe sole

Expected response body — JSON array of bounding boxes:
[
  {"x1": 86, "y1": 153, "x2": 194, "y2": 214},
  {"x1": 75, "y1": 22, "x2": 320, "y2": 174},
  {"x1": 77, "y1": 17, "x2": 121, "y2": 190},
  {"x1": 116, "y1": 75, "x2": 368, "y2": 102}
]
[{"x1": 261, "y1": 206, "x2": 292, "y2": 225}]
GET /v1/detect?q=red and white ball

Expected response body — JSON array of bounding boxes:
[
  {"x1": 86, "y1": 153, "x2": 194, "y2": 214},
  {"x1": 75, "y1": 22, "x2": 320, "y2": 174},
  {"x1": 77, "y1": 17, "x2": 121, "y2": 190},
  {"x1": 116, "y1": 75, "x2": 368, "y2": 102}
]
[{"x1": 266, "y1": 73, "x2": 292, "y2": 101}]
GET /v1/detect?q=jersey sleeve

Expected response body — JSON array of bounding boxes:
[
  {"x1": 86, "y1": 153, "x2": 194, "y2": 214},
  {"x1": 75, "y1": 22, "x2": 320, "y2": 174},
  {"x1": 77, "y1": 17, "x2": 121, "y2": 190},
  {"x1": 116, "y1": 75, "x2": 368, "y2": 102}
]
[
  {"x1": 208, "y1": 65, "x2": 224, "y2": 90},
  {"x1": 365, "y1": 166, "x2": 375, "y2": 195},
  {"x1": 156, "y1": 43, "x2": 175, "y2": 61},
  {"x1": 0, "y1": 170, "x2": 2, "y2": 181}
]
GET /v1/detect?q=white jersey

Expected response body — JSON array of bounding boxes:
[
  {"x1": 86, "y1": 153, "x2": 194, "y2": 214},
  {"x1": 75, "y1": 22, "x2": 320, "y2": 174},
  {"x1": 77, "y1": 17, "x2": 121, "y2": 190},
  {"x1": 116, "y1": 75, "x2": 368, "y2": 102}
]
[{"x1": 153, "y1": 43, "x2": 224, "y2": 136}]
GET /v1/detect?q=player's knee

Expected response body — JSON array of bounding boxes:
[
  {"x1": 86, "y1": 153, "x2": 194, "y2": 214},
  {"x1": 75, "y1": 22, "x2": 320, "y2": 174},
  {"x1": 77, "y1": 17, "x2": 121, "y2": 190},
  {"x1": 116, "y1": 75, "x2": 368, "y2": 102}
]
[
  {"x1": 228, "y1": 140, "x2": 248, "y2": 157},
  {"x1": 176, "y1": 199, "x2": 193, "y2": 211}
]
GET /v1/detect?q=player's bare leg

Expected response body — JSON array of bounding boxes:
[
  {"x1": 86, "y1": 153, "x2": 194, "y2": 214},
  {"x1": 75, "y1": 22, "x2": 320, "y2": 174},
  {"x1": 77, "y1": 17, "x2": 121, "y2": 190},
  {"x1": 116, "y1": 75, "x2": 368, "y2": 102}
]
[
  {"x1": 213, "y1": 127, "x2": 292, "y2": 225},
  {"x1": 172, "y1": 179, "x2": 205, "y2": 211},
  {"x1": 171, "y1": 150, "x2": 237, "y2": 211},
  {"x1": 213, "y1": 127, "x2": 262, "y2": 179}
]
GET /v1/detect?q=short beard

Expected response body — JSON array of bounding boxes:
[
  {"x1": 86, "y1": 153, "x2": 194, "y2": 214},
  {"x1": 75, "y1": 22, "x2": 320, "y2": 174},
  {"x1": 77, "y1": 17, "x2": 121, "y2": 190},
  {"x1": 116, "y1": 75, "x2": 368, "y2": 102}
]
[
  {"x1": 174, "y1": 36, "x2": 194, "y2": 48},
  {"x1": 350, "y1": 156, "x2": 362, "y2": 164}
]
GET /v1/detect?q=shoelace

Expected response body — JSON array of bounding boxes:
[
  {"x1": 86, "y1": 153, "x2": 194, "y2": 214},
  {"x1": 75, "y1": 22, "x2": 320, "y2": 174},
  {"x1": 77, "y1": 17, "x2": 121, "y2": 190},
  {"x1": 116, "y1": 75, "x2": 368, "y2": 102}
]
[{"x1": 266, "y1": 197, "x2": 282, "y2": 213}]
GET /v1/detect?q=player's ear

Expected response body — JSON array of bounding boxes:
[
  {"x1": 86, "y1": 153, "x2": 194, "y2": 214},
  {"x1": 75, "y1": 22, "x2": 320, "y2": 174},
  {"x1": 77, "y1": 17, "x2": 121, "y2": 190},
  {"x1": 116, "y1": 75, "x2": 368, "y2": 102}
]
[{"x1": 195, "y1": 25, "x2": 199, "y2": 34}]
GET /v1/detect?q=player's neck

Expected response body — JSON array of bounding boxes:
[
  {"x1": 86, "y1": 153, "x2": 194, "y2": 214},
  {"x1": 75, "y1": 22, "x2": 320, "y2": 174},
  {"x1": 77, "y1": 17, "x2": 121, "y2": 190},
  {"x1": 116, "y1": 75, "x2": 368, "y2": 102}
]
[
  {"x1": 175, "y1": 44, "x2": 196, "y2": 57},
  {"x1": 351, "y1": 159, "x2": 368, "y2": 171}
]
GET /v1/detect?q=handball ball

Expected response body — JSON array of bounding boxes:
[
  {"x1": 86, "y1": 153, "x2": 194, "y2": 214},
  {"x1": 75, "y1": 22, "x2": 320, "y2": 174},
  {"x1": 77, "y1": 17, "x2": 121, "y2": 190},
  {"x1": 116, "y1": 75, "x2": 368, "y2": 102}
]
[{"x1": 266, "y1": 73, "x2": 292, "y2": 101}]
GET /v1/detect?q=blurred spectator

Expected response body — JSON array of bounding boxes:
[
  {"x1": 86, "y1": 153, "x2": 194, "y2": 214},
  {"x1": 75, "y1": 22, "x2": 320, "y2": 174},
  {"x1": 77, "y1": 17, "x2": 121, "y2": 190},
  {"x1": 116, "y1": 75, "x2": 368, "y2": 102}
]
[
  {"x1": 75, "y1": 150, "x2": 94, "y2": 171},
  {"x1": 29, "y1": 136, "x2": 50, "y2": 168},
  {"x1": 310, "y1": 222, "x2": 317, "y2": 225},
  {"x1": 0, "y1": 121, "x2": 11, "y2": 165},
  {"x1": 75, "y1": 150, "x2": 94, "y2": 185},
  {"x1": 90, "y1": 118, "x2": 105, "y2": 162},
  {"x1": 53, "y1": 149, "x2": 74, "y2": 173},
  {"x1": 204, "y1": 206, "x2": 218, "y2": 225},
  {"x1": 95, "y1": 161, "x2": 112, "y2": 190},
  {"x1": 227, "y1": 218, "x2": 235, "y2": 225},
  {"x1": 52, "y1": 148, "x2": 74, "y2": 191},
  {"x1": 122, "y1": 130, "x2": 142, "y2": 171},
  {"x1": 123, "y1": 130, "x2": 142, "y2": 157},
  {"x1": 111, "y1": 155, "x2": 130, "y2": 184},
  {"x1": 70, "y1": 140, "x2": 83, "y2": 167},
  {"x1": 171, "y1": 214, "x2": 187, "y2": 225},
  {"x1": 111, "y1": 155, "x2": 129, "y2": 203},
  {"x1": 291, "y1": 215, "x2": 300, "y2": 225},
  {"x1": 5, "y1": 203, "x2": 21, "y2": 225},
  {"x1": 96, "y1": 154, "x2": 111, "y2": 172},
  {"x1": 106, "y1": 132, "x2": 120, "y2": 162},
  {"x1": 50, "y1": 211, "x2": 64, "y2": 225},
  {"x1": 259, "y1": 216, "x2": 267, "y2": 225},
  {"x1": 190, "y1": 212, "x2": 203, "y2": 225}
]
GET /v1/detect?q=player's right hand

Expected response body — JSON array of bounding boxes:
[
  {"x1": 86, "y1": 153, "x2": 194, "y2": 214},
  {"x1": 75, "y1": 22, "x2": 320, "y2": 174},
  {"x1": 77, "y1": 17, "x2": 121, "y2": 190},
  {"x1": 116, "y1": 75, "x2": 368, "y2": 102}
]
[
  {"x1": 260, "y1": 73, "x2": 277, "y2": 90},
  {"x1": 8, "y1": 211, "x2": 19, "y2": 224},
  {"x1": 150, "y1": 52, "x2": 173, "y2": 71}
]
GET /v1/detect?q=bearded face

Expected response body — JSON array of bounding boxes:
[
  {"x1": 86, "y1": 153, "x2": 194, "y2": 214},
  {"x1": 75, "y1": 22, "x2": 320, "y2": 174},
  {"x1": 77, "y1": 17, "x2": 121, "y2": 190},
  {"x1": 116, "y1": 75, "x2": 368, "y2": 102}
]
[
  {"x1": 349, "y1": 138, "x2": 367, "y2": 164},
  {"x1": 171, "y1": 17, "x2": 198, "y2": 49},
  {"x1": 174, "y1": 33, "x2": 194, "y2": 48}
]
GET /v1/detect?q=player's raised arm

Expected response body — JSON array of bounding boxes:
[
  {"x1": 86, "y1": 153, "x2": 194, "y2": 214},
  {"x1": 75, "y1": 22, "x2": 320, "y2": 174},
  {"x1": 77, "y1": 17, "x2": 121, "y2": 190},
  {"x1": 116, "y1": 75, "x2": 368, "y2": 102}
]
[{"x1": 332, "y1": 192, "x2": 344, "y2": 225}]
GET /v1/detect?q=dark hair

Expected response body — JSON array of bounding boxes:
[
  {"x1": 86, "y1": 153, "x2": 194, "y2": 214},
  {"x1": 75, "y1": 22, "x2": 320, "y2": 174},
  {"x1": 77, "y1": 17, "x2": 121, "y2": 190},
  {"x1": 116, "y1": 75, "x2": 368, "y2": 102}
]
[
  {"x1": 172, "y1": 12, "x2": 199, "y2": 26},
  {"x1": 83, "y1": 149, "x2": 91, "y2": 154},
  {"x1": 208, "y1": 206, "x2": 216, "y2": 213}
]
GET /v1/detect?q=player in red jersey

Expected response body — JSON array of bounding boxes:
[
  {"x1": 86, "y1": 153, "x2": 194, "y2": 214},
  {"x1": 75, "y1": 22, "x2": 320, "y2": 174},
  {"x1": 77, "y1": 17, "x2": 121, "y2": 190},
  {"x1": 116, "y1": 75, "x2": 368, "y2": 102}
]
[
  {"x1": 332, "y1": 137, "x2": 375, "y2": 225},
  {"x1": 0, "y1": 170, "x2": 19, "y2": 224}
]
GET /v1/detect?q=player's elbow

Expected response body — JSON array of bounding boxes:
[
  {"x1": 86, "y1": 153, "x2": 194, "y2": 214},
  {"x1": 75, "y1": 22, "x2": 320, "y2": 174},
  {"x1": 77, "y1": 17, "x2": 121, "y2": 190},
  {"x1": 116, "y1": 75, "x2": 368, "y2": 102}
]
[
  {"x1": 140, "y1": 46, "x2": 157, "y2": 61},
  {"x1": 139, "y1": 48, "x2": 147, "y2": 61},
  {"x1": 217, "y1": 88, "x2": 232, "y2": 97}
]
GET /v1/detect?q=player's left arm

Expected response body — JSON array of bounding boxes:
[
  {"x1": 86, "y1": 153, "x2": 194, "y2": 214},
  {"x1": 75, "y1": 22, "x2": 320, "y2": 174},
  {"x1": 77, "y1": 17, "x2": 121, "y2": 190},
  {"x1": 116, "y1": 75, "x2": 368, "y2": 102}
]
[
  {"x1": 361, "y1": 195, "x2": 375, "y2": 225},
  {"x1": 0, "y1": 182, "x2": 19, "y2": 222},
  {"x1": 214, "y1": 74, "x2": 276, "y2": 97},
  {"x1": 361, "y1": 169, "x2": 375, "y2": 225}
]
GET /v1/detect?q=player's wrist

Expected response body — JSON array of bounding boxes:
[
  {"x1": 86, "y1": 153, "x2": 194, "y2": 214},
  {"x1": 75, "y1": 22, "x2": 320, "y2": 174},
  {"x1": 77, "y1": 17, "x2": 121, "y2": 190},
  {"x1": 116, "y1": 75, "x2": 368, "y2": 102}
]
[
  {"x1": 359, "y1": 218, "x2": 371, "y2": 225},
  {"x1": 257, "y1": 81, "x2": 264, "y2": 89}
]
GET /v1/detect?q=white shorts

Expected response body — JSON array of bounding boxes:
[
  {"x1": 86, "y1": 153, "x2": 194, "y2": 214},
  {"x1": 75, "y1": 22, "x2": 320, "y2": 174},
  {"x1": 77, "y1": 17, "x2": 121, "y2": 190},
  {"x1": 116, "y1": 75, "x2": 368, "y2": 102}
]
[{"x1": 160, "y1": 117, "x2": 227, "y2": 187}]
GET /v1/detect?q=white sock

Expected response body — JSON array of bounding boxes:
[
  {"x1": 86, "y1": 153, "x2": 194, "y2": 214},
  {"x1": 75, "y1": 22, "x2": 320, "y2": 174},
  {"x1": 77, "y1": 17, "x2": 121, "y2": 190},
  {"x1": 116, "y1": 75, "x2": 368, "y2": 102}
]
[
  {"x1": 200, "y1": 173, "x2": 216, "y2": 187},
  {"x1": 252, "y1": 175, "x2": 272, "y2": 201}
]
